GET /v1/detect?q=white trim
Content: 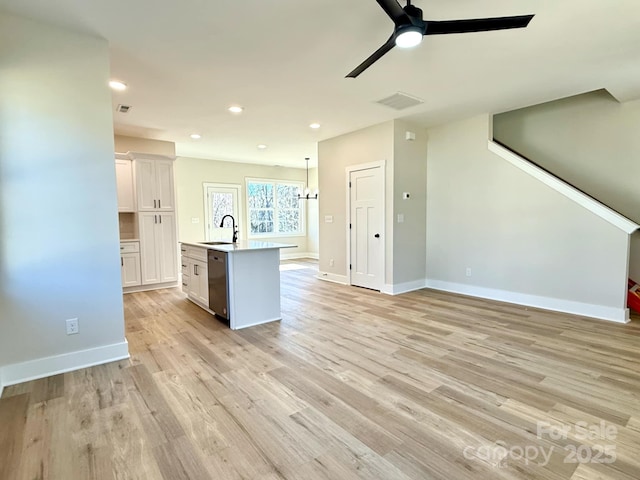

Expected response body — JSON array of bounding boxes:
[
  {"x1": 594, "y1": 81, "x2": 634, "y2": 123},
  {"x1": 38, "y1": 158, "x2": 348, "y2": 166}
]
[
  {"x1": 245, "y1": 178, "x2": 306, "y2": 239},
  {"x1": 345, "y1": 160, "x2": 386, "y2": 289},
  {"x1": 487, "y1": 140, "x2": 639, "y2": 234},
  {"x1": 203, "y1": 182, "x2": 243, "y2": 241},
  {"x1": 123, "y1": 280, "x2": 179, "y2": 294},
  {"x1": 381, "y1": 279, "x2": 427, "y2": 295},
  {"x1": 316, "y1": 272, "x2": 349, "y2": 285},
  {"x1": 425, "y1": 279, "x2": 630, "y2": 323},
  {"x1": 280, "y1": 252, "x2": 319, "y2": 260},
  {"x1": 0, "y1": 340, "x2": 130, "y2": 389},
  {"x1": 116, "y1": 151, "x2": 177, "y2": 161},
  {"x1": 230, "y1": 317, "x2": 281, "y2": 330}
]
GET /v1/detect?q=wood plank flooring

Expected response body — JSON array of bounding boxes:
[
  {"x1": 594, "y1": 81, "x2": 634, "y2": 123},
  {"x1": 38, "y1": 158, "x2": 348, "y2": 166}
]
[{"x1": 2, "y1": 259, "x2": 640, "y2": 479}]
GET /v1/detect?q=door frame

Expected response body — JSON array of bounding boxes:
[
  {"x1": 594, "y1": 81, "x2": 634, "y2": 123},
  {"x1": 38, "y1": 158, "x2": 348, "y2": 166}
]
[
  {"x1": 345, "y1": 160, "x2": 386, "y2": 288},
  {"x1": 203, "y1": 183, "x2": 243, "y2": 241}
]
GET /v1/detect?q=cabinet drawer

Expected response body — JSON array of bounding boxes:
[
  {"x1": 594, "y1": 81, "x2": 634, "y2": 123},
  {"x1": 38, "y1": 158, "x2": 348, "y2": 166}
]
[
  {"x1": 181, "y1": 258, "x2": 189, "y2": 276},
  {"x1": 181, "y1": 274, "x2": 190, "y2": 293},
  {"x1": 120, "y1": 242, "x2": 140, "y2": 254},
  {"x1": 187, "y1": 246, "x2": 208, "y2": 262}
]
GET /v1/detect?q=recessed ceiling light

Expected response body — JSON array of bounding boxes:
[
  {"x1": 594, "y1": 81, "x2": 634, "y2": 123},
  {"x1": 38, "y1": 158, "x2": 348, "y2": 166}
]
[
  {"x1": 109, "y1": 80, "x2": 127, "y2": 91},
  {"x1": 228, "y1": 105, "x2": 244, "y2": 114},
  {"x1": 257, "y1": 144, "x2": 267, "y2": 150},
  {"x1": 190, "y1": 134, "x2": 201, "y2": 139},
  {"x1": 309, "y1": 123, "x2": 321, "y2": 129}
]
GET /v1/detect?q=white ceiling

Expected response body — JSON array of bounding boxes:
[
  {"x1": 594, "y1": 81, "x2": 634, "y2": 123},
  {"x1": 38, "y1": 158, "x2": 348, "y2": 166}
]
[{"x1": 2, "y1": 0, "x2": 640, "y2": 167}]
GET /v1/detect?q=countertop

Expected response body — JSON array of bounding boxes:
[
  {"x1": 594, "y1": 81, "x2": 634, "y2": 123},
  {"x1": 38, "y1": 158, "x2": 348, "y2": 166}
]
[
  {"x1": 120, "y1": 238, "x2": 140, "y2": 242},
  {"x1": 180, "y1": 240, "x2": 296, "y2": 253}
]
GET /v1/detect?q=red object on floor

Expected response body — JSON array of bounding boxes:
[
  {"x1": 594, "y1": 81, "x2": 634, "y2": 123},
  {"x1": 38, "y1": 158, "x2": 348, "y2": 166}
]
[{"x1": 628, "y1": 279, "x2": 640, "y2": 313}]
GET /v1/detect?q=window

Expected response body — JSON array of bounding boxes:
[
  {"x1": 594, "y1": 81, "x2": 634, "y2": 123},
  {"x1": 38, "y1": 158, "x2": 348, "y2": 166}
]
[{"x1": 247, "y1": 179, "x2": 304, "y2": 237}]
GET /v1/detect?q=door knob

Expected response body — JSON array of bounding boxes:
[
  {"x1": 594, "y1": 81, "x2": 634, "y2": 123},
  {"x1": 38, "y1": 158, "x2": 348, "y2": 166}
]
[{"x1": 374, "y1": 233, "x2": 380, "y2": 238}]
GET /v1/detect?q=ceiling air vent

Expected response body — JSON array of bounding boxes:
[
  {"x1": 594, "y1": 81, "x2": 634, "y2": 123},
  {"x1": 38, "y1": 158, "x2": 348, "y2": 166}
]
[
  {"x1": 116, "y1": 104, "x2": 132, "y2": 114},
  {"x1": 375, "y1": 92, "x2": 424, "y2": 111}
]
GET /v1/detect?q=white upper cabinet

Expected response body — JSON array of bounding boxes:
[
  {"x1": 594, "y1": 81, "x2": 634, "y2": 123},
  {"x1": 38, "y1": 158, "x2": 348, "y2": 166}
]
[
  {"x1": 135, "y1": 158, "x2": 175, "y2": 211},
  {"x1": 115, "y1": 159, "x2": 135, "y2": 212}
]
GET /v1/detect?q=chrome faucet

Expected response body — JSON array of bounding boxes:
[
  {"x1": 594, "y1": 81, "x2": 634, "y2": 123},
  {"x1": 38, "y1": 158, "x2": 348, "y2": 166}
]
[{"x1": 219, "y1": 215, "x2": 238, "y2": 243}]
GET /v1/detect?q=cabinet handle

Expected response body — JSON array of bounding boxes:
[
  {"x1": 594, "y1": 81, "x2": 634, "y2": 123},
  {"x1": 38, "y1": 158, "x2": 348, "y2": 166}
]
[
  {"x1": 194, "y1": 264, "x2": 198, "y2": 275},
  {"x1": 159, "y1": 215, "x2": 162, "y2": 224},
  {"x1": 121, "y1": 257, "x2": 123, "y2": 266},
  {"x1": 181, "y1": 264, "x2": 186, "y2": 268},
  {"x1": 154, "y1": 199, "x2": 157, "y2": 208},
  {"x1": 158, "y1": 199, "x2": 161, "y2": 209}
]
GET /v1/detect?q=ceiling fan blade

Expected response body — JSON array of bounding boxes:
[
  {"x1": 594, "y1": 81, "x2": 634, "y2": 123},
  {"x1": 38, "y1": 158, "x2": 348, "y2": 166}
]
[
  {"x1": 375, "y1": 0, "x2": 409, "y2": 23},
  {"x1": 424, "y1": 14, "x2": 534, "y2": 35},
  {"x1": 346, "y1": 35, "x2": 396, "y2": 78}
]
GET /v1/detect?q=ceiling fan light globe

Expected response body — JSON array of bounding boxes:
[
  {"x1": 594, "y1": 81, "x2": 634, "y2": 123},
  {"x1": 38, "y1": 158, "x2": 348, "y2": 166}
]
[{"x1": 395, "y1": 28, "x2": 423, "y2": 48}]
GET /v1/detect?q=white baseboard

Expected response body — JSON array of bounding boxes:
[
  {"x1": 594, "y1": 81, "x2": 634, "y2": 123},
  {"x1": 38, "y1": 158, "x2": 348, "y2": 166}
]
[
  {"x1": 316, "y1": 272, "x2": 349, "y2": 285},
  {"x1": 123, "y1": 281, "x2": 179, "y2": 294},
  {"x1": 381, "y1": 279, "x2": 427, "y2": 295},
  {"x1": 280, "y1": 252, "x2": 319, "y2": 260},
  {"x1": 232, "y1": 317, "x2": 282, "y2": 330},
  {"x1": 0, "y1": 340, "x2": 130, "y2": 389},
  {"x1": 425, "y1": 279, "x2": 629, "y2": 323}
]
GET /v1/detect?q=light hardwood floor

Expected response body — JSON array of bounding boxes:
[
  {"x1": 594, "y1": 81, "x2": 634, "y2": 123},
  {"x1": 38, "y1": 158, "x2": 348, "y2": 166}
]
[{"x1": 2, "y1": 260, "x2": 640, "y2": 480}]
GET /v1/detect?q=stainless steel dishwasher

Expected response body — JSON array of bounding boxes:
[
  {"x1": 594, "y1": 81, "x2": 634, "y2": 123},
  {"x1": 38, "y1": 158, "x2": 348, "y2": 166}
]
[{"x1": 207, "y1": 250, "x2": 229, "y2": 322}]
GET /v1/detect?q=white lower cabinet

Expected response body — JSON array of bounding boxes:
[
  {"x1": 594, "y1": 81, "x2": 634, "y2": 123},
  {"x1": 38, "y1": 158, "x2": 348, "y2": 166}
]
[
  {"x1": 140, "y1": 212, "x2": 178, "y2": 285},
  {"x1": 120, "y1": 241, "x2": 141, "y2": 287},
  {"x1": 181, "y1": 245, "x2": 209, "y2": 308}
]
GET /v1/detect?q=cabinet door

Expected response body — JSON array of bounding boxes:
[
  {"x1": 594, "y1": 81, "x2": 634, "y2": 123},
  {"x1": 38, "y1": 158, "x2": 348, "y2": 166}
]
[
  {"x1": 188, "y1": 260, "x2": 201, "y2": 300},
  {"x1": 139, "y1": 213, "x2": 161, "y2": 284},
  {"x1": 157, "y1": 212, "x2": 178, "y2": 283},
  {"x1": 196, "y1": 261, "x2": 209, "y2": 306},
  {"x1": 121, "y1": 253, "x2": 141, "y2": 287},
  {"x1": 135, "y1": 159, "x2": 157, "y2": 211},
  {"x1": 115, "y1": 159, "x2": 135, "y2": 212},
  {"x1": 155, "y1": 160, "x2": 175, "y2": 211}
]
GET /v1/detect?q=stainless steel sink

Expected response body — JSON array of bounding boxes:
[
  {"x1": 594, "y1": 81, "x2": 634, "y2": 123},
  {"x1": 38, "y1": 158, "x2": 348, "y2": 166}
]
[{"x1": 199, "y1": 241, "x2": 231, "y2": 245}]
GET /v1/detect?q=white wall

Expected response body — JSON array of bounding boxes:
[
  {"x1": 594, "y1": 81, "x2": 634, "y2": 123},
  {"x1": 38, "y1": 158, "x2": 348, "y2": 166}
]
[
  {"x1": 174, "y1": 156, "x2": 315, "y2": 257},
  {"x1": 392, "y1": 120, "x2": 428, "y2": 287},
  {"x1": 0, "y1": 13, "x2": 128, "y2": 389},
  {"x1": 115, "y1": 134, "x2": 176, "y2": 157},
  {"x1": 493, "y1": 89, "x2": 640, "y2": 279},
  {"x1": 426, "y1": 115, "x2": 629, "y2": 321},
  {"x1": 318, "y1": 121, "x2": 394, "y2": 283},
  {"x1": 307, "y1": 167, "x2": 319, "y2": 256}
]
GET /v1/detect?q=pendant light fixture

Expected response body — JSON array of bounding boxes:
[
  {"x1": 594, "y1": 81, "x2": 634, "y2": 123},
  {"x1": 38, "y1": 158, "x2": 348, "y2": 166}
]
[{"x1": 297, "y1": 157, "x2": 318, "y2": 200}]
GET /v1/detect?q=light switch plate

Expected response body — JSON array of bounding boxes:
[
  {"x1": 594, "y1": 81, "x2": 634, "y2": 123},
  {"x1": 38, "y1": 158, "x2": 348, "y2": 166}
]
[
  {"x1": 324, "y1": 215, "x2": 333, "y2": 223},
  {"x1": 397, "y1": 214, "x2": 404, "y2": 223}
]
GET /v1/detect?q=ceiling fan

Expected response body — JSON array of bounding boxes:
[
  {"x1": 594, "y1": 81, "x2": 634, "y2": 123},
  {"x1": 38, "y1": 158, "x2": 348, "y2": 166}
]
[{"x1": 346, "y1": 0, "x2": 534, "y2": 78}]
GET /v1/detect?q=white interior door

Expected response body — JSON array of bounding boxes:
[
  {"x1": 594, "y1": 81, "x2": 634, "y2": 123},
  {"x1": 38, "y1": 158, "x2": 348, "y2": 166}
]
[
  {"x1": 205, "y1": 184, "x2": 241, "y2": 241},
  {"x1": 349, "y1": 167, "x2": 383, "y2": 290}
]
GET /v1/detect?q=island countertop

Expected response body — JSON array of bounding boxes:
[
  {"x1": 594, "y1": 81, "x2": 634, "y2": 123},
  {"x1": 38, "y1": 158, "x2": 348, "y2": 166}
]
[{"x1": 180, "y1": 240, "x2": 296, "y2": 253}]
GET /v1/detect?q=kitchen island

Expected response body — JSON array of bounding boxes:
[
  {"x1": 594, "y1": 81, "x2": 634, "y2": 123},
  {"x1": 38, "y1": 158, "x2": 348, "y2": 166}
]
[{"x1": 180, "y1": 240, "x2": 295, "y2": 329}]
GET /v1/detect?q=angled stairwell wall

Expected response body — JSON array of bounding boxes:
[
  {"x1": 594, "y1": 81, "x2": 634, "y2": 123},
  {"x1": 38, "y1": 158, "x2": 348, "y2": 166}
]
[
  {"x1": 493, "y1": 89, "x2": 640, "y2": 280},
  {"x1": 425, "y1": 114, "x2": 636, "y2": 323}
]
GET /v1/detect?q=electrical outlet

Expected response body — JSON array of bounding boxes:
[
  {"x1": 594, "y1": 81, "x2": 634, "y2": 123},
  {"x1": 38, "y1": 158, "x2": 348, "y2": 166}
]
[
  {"x1": 66, "y1": 318, "x2": 79, "y2": 335},
  {"x1": 397, "y1": 214, "x2": 404, "y2": 223},
  {"x1": 329, "y1": 259, "x2": 335, "y2": 267},
  {"x1": 466, "y1": 267, "x2": 472, "y2": 277}
]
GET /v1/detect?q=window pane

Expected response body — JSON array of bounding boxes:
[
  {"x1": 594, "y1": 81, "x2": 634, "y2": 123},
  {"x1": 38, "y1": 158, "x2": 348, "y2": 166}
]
[
  {"x1": 278, "y1": 208, "x2": 300, "y2": 234},
  {"x1": 248, "y1": 183, "x2": 273, "y2": 209},
  {"x1": 210, "y1": 192, "x2": 234, "y2": 228},
  {"x1": 277, "y1": 184, "x2": 300, "y2": 209},
  {"x1": 250, "y1": 209, "x2": 274, "y2": 234}
]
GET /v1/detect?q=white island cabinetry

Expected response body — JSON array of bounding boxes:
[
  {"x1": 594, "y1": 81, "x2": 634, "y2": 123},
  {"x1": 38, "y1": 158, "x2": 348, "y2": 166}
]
[
  {"x1": 180, "y1": 241, "x2": 295, "y2": 330},
  {"x1": 181, "y1": 245, "x2": 209, "y2": 307}
]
